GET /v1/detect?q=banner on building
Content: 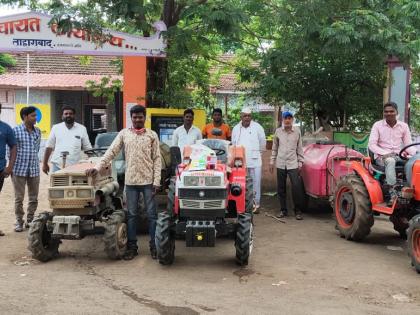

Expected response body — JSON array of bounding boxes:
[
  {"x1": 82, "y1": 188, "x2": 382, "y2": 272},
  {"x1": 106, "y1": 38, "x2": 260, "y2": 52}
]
[
  {"x1": 16, "y1": 103, "x2": 51, "y2": 139},
  {"x1": 0, "y1": 11, "x2": 166, "y2": 56}
]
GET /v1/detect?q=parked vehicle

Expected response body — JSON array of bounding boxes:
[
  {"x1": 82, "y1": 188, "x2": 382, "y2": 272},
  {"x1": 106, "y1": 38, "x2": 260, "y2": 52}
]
[{"x1": 155, "y1": 139, "x2": 254, "y2": 266}]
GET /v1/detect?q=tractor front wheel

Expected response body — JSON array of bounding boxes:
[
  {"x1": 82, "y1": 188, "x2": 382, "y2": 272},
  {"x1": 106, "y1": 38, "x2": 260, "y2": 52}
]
[
  {"x1": 104, "y1": 210, "x2": 127, "y2": 260},
  {"x1": 28, "y1": 212, "x2": 59, "y2": 262},
  {"x1": 334, "y1": 175, "x2": 373, "y2": 241},
  {"x1": 407, "y1": 215, "x2": 420, "y2": 274},
  {"x1": 235, "y1": 213, "x2": 253, "y2": 266},
  {"x1": 155, "y1": 211, "x2": 175, "y2": 265}
]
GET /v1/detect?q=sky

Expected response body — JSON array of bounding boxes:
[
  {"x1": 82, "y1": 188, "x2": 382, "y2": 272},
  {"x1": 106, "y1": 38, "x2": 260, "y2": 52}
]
[{"x1": 0, "y1": 5, "x2": 30, "y2": 17}]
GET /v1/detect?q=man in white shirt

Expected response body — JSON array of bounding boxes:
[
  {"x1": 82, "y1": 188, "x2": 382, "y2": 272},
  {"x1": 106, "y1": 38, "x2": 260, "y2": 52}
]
[
  {"x1": 231, "y1": 107, "x2": 266, "y2": 213},
  {"x1": 172, "y1": 109, "x2": 202, "y2": 157},
  {"x1": 43, "y1": 105, "x2": 92, "y2": 174}
]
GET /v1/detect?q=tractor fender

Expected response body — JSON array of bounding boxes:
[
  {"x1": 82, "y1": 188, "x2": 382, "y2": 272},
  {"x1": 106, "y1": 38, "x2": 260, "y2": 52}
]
[{"x1": 341, "y1": 160, "x2": 384, "y2": 205}]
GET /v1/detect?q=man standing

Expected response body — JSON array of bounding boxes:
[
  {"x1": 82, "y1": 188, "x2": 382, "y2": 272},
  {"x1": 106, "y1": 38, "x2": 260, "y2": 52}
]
[
  {"x1": 86, "y1": 105, "x2": 161, "y2": 260},
  {"x1": 172, "y1": 109, "x2": 202, "y2": 156},
  {"x1": 269, "y1": 111, "x2": 305, "y2": 220},
  {"x1": 368, "y1": 102, "x2": 416, "y2": 204},
  {"x1": 12, "y1": 106, "x2": 41, "y2": 231},
  {"x1": 231, "y1": 107, "x2": 266, "y2": 213},
  {"x1": 43, "y1": 105, "x2": 92, "y2": 174},
  {"x1": 0, "y1": 103, "x2": 17, "y2": 236},
  {"x1": 202, "y1": 108, "x2": 231, "y2": 140}
]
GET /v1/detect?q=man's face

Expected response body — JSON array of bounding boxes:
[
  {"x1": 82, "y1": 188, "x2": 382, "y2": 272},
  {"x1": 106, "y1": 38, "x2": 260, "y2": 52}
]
[
  {"x1": 62, "y1": 109, "x2": 75, "y2": 125},
  {"x1": 283, "y1": 116, "x2": 293, "y2": 127},
  {"x1": 383, "y1": 106, "x2": 397, "y2": 122},
  {"x1": 131, "y1": 112, "x2": 145, "y2": 129},
  {"x1": 212, "y1": 112, "x2": 222, "y2": 123},
  {"x1": 184, "y1": 113, "x2": 194, "y2": 125},
  {"x1": 241, "y1": 113, "x2": 252, "y2": 127},
  {"x1": 25, "y1": 111, "x2": 37, "y2": 126}
]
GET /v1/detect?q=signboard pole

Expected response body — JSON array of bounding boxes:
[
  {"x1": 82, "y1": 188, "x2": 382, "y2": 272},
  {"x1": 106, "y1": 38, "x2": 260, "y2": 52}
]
[{"x1": 26, "y1": 53, "x2": 30, "y2": 106}]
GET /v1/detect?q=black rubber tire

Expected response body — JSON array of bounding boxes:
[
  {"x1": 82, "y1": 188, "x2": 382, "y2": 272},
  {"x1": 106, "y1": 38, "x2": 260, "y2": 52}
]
[
  {"x1": 103, "y1": 210, "x2": 127, "y2": 260},
  {"x1": 235, "y1": 213, "x2": 253, "y2": 266},
  {"x1": 245, "y1": 176, "x2": 254, "y2": 214},
  {"x1": 155, "y1": 211, "x2": 175, "y2": 265},
  {"x1": 27, "y1": 212, "x2": 59, "y2": 262},
  {"x1": 333, "y1": 174, "x2": 373, "y2": 241},
  {"x1": 167, "y1": 177, "x2": 176, "y2": 215},
  {"x1": 407, "y1": 214, "x2": 420, "y2": 274}
]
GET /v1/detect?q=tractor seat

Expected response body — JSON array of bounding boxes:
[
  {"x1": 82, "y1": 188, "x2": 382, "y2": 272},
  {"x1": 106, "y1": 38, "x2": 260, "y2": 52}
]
[
  {"x1": 95, "y1": 132, "x2": 125, "y2": 178},
  {"x1": 368, "y1": 149, "x2": 405, "y2": 174}
]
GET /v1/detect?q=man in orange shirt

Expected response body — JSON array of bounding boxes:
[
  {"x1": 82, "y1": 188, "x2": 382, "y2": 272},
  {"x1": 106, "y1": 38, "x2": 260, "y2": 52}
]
[{"x1": 202, "y1": 108, "x2": 231, "y2": 140}]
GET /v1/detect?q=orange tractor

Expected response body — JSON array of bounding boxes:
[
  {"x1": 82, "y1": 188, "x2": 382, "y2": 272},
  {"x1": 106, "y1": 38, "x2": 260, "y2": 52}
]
[{"x1": 332, "y1": 143, "x2": 420, "y2": 272}]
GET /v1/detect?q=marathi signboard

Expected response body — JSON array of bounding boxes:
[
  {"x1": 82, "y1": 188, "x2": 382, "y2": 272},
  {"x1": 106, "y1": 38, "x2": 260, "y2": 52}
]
[{"x1": 0, "y1": 11, "x2": 166, "y2": 56}]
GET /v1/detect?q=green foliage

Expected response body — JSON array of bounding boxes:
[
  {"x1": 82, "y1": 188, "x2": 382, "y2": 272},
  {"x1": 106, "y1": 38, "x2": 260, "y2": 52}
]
[
  {"x1": 237, "y1": 0, "x2": 420, "y2": 131},
  {"x1": 0, "y1": 53, "x2": 16, "y2": 74},
  {"x1": 411, "y1": 65, "x2": 420, "y2": 133},
  {"x1": 86, "y1": 76, "x2": 122, "y2": 131}
]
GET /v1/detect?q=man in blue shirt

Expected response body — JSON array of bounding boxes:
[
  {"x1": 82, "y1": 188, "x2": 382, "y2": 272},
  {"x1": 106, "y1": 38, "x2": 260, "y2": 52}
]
[
  {"x1": 12, "y1": 106, "x2": 41, "y2": 232},
  {"x1": 0, "y1": 103, "x2": 17, "y2": 236}
]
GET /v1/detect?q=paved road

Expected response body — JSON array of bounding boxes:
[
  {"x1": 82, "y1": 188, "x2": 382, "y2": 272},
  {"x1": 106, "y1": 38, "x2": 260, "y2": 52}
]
[{"x1": 0, "y1": 173, "x2": 419, "y2": 314}]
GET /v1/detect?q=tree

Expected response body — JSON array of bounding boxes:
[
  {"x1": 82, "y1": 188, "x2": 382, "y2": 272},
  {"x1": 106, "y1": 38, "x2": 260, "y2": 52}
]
[
  {"x1": 0, "y1": 54, "x2": 16, "y2": 74},
  {"x1": 237, "y1": 0, "x2": 420, "y2": 131},
  {"x1": 86, "y1": 77, "x2": 122, "y2": 132}
]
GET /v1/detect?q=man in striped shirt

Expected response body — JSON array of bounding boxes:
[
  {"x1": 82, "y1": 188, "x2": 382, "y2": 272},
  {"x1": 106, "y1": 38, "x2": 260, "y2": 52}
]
[{"x1": 12, "y1": 106, "x2": 41, "y2": 232}]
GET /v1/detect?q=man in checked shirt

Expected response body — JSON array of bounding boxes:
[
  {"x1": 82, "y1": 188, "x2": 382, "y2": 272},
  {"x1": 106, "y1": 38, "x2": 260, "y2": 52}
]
[
  {"x1": 86, "y1": 105, "x2": 161, "y2": 260},
  {"x1": 12, "y1": 106, "x2": 41, "y2": 232}
]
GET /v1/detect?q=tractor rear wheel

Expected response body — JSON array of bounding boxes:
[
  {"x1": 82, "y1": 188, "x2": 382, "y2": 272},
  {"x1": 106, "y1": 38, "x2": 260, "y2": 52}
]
[
  {"x1": 235, "y1": 213, "x2": 253, "y2": 266},
  {"x1": 334, "y1": 175, "x2": 373, "y2": 241},
  {"x1": 104, "y1": 210, "x2": 127, "y2": 260},
  {"x1": 407, "y1": 215, "x2": 420, "y2": 274},
  {"x1": 28, "y1": 212, "x2": 59, "y2": 262},
  {"x1": 155, "y1": 211, "x2": 175, "y2": 265}
]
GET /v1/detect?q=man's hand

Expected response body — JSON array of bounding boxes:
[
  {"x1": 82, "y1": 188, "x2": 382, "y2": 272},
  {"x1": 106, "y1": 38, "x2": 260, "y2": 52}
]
[
  {"x1": 3, "y1": 165, "x2": 13, "y2": 177},
  {"x1": 153, "y1": 185, "x2": 160, "y2": 196},
  {"x1": 42, "y1": 163, "x2": 50, "y2": 175},
  {"x1": 85, "y1": 168, "x2": 99, "y2": 177},
  {"x1": 269, "y1": 165, "x2": 274, "y2": 173},
  {"x1": 401, "y1": 151, "x2": 411, "y2": 159}
]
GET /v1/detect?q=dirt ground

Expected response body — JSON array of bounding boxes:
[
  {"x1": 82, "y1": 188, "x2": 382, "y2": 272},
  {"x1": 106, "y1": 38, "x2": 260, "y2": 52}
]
[{"x1": 0, "y1": 171, "x2": 419, "y2": 315}]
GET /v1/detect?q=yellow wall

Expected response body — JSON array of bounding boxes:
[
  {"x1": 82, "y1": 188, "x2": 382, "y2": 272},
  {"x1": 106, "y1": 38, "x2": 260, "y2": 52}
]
[
  {"x1": 145, "y1": 108, "x2": 206, "y2": 130},
  {"x1": 16, "y1": 103, "x2": 51, "y2": 139}
]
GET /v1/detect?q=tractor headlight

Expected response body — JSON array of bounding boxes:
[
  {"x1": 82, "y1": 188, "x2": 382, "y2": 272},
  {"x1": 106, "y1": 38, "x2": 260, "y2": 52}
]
[
  {"x1": 184, "y1": 176, "x2": 199, "y2": 186},
  {"x1": 49, "y1": 190, "x2": 64, "y2": 199},
  {"x1": 205, "y1": 176, "x2": 221, "y2": 186},
  {"x1": 76, "y1": 189, "x2": 92, "y2": 198}
]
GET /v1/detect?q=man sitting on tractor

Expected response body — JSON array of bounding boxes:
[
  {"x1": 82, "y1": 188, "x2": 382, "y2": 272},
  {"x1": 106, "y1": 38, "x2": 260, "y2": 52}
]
[{"x1": 368, "y1": 102, "x2": 416, "y2": 204}]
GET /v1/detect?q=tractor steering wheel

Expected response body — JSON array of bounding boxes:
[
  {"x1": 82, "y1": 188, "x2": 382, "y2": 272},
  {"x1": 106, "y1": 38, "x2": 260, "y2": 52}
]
[
  {"x1": 399, "y1": 142, "x2": 420, "y2": 160},
  {"x1": 84, "y1": 148, "x2": 108, "y2": 157},
  {"x1": 212, "y1": 148, "x2": 226, "y2": 156}
]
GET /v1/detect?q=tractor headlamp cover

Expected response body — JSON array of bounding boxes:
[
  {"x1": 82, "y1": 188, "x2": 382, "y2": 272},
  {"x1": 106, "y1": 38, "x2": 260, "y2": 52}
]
[
  {"x1": 76, "y1": 189, "x2": 93, "y2": 198},
  {"x1": 49, "y1": 190, "x2": 64, "y2": 199},
  {"x1": 205, "y1": 176, "x2": 221, "y2": 186},
  {"x1": 184, "y1": 176, "x2": 199, "y2": 186}
]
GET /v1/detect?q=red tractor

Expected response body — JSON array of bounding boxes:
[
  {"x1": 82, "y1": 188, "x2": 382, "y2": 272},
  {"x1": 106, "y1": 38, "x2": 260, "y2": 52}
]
[
  {"x1": 300, "y1": 141, "x2": 420, "y2": 273},
  {"x1": 332, "y1": 143, "x2": 420, "y2": 272},
  {"x1": 154, "y1": 139, "x2": 254, "y2": 266}
]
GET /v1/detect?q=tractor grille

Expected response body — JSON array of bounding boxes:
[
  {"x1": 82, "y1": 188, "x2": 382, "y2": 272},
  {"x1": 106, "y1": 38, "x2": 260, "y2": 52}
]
[
  {"x1": 52, "y1": 176, "x2": 69, "y2": 186},
  {"x1": 178, "y1": 188, "x2": 227, "y2": 199},
  {"x1": 180, "y1": 199, "x2": 225, "y2": 210},
  {"x1": 71, "y1": 176, "x2": 89, "y2": 186}
]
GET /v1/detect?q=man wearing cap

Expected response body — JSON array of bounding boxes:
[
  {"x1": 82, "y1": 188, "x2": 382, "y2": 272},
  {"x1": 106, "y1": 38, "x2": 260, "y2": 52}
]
[
  {"x1": 270, "y1": 111, "x2": 305, "y2": 220},
  {"x1": 232, "y1": 107, "x2": 266, "y2": 213}
]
